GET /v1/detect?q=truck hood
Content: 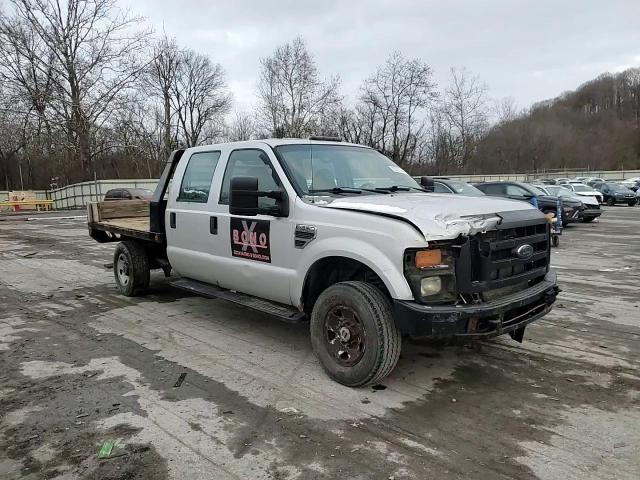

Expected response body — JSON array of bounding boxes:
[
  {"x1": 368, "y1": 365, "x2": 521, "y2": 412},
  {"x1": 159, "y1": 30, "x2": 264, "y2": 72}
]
[{"x1": 322, "y1": 193, "x2": 541, "y2": 240}]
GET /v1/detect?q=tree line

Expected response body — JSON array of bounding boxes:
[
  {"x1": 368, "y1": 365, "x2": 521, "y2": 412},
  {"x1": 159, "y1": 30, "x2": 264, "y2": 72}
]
[{"x1": 1, "y1": 0, "x2": 638, "y2": 191}]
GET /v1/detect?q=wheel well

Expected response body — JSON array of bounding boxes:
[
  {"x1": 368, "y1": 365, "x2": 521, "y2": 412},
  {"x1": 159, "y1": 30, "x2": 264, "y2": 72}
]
[{"x1": 301, "y1": 256, "x2": 390, "y2": 315}]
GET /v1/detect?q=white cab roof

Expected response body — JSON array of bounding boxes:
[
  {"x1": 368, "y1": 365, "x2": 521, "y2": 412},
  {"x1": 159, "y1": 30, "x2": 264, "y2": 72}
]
[{"x1": 183, "y1": 138, "x2": 367, "y2": 155}]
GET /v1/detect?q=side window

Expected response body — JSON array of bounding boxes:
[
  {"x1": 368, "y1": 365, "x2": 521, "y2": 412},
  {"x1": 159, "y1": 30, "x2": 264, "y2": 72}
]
[
  {"x1": 122, "y1": 190, "x2": 132, "y2": 200},
  {"x1": 434, "y1": 182, "x2": 453, "y2": 193},
  {"x1": 482, "y1": 184, "x2": 505, "y2": 195},
  {"x1": 220, "y1": 149, "x2": 282, "y2": 209},
  {"x1": 506, "y1": 185, "x2": 529, "y2": 197},
  {"x1": 177, "y1": 151, "x2": 221, "y2": 203},
  {"x1": 105, "y1": 189, "x2": 121, "y2": 199}
]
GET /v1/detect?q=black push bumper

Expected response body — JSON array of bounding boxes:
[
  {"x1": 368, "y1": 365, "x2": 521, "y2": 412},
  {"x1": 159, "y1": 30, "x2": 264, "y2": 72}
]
[{"x1": 393, "y1": 270, "x2": 560, "y2": 340}]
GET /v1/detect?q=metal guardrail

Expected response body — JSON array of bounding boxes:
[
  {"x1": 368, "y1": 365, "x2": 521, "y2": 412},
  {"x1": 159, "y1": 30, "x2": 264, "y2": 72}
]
[{"x1": 47, "y1": 179, "x2": 158, "y2": 210}]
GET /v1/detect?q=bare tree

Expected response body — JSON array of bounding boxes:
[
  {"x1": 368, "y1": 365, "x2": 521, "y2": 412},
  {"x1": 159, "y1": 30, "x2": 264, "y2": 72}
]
[
  {"x1": 3, "y1": 0, "x2": 151, "y2": 175},
  {"x1": 148, "y1": 36, "x2": 180, "y2": 158},
  {"x1": 360, "y1": 52, "x2": 437, "y2": 165},
  {"x1": 442, "y1": 67, "x2": 489, "y2": 168},
  {"x1": 171, "y1": 49, "x2": 231, "y2": 147},
  {"x1": 0, "y1": 92, "x2": 28, "y2": 189},
  {"x1": 493, "y1": 96, "x2": 519, "y2": 124},
  {"x1": 226, "y1": 111, "x2": 256, "y2": 141},
  {"x1": 257, "y1": 37, "x2": 341, "y2": 137}
]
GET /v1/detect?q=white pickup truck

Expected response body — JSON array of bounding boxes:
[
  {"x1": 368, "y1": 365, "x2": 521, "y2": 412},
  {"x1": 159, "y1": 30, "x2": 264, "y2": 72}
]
[{"x1": 87, "y1": 137, "x2": 559, "y2": 386}]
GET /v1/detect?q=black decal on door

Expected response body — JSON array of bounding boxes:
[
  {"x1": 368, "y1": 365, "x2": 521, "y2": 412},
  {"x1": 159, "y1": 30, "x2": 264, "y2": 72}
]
[{"x1": 230, "y1": 218, "x2": 271, "y2": 263}]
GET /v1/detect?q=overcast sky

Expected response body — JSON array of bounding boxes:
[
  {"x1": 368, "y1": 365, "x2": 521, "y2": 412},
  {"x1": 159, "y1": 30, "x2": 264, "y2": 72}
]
[{"x1": 123, "y1": 0, "x2": 640, "y2": 112}]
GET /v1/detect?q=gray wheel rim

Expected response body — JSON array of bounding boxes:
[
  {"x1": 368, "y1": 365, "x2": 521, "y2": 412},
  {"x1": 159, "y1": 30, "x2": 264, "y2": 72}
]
[
  {"x1": 324, "y1": 306, "x2": 367, "y2": 367},
  {"x1": 116, "y1": 253, "x2": 130, "y2": 286}
]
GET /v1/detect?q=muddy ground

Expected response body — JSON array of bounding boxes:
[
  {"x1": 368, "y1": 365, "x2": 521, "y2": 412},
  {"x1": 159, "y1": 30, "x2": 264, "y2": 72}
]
[{"x1": 1, "y1": 207, "x2": 639, "y2": 479}]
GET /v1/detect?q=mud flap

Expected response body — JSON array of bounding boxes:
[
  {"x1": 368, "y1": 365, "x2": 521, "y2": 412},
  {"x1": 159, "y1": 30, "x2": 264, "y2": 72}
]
[{"x1": 509, "y1": 326, "x2": 526, "y2": 343}]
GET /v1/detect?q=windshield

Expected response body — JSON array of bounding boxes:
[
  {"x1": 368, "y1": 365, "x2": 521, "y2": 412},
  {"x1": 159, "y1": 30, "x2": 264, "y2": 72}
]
[
  {"x1": 571, "y1": 184, "x2": 592, "y2": 192},
  {"x1": 609, "y1": 183, "x2": 632, "y2": 193},
  {"x1": 531, "y1": 185, "x2": 548, "y2": 195},
  {"x1": 546, "y1": 186, "x2": 574, "y2": 197},
  {"x1": 275, "y1": 144, "x2": 420, "y2": 195},
  {"x1": 446, "y1": 181, "x2": 485, "y2": 196}
]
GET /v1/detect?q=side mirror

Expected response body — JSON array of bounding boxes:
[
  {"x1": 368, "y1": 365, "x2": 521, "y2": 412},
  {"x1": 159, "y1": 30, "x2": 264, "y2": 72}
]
[
  {"x1": 420, "y1": 176, "x2": 434, "y2": 192},
  {"x1": 230, "y1": 177, "x2": 259, "y2": 216},
  {"x1": 229, "y1": 176, "x2": 289, "y2": 217}
]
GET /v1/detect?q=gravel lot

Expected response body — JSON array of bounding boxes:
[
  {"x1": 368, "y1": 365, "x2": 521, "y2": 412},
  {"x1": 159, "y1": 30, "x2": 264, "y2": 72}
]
[{"x1": 1, "y1": 207, "x2": 639, "y2": 480}]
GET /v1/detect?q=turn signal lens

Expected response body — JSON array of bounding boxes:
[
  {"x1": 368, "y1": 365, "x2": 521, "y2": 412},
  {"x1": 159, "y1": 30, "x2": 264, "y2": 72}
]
[{"x1": 415, "y1": 249, "x2": 442, "y2": 269}]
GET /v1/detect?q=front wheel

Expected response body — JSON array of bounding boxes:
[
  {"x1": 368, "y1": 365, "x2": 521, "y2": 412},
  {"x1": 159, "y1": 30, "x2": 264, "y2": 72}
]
[
  {"x1": 628, "y1": 201, "x2": 637, "y2": 207},
  {"x1": 310, "y1": 281, "x2": 401, "y2": 387},
  {"x1": 606, "y1": 197, "x2": 615, "y2": 206},
  {"x1": 581, "y1": 217, "x2": 595, "y2": 223},
  {"x1": 113, "y1": 241, "x2": 150, "y2": 296}
]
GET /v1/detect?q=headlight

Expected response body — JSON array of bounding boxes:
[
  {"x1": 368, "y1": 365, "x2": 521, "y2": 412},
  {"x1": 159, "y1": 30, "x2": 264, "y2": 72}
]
[
  {"x1": 420, "y1": 276, "x2": 442, "y2": 296},
  {"x1": 404, "y1": 247, "x2": 456, "y2": 303}
]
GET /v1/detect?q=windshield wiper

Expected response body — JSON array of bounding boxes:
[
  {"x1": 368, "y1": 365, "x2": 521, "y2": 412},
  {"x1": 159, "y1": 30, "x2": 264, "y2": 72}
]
[
  {"x1": 375, "y1": 185, "x2": 427, "y2": 193},
  {"x1": 308, "y1": 187, "x2": 363, "y2": 195}
]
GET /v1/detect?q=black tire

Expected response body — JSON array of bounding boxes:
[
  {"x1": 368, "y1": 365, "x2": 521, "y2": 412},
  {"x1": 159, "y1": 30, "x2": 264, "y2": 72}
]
[
  {"x1": 581, "y1": 217, "x2": 595, "y2": 223},
  {"x1": 113, "y1": 241, "x2": 150, "y2": 296},
  {"x1": 628, "y1": 201, "x2": 637, "y2": 207},
  {"x1": 310, "y1": 281, "x2": 401, "y2": 387},
  {"x1": 606, "y1": 197, "x2": 615, "y2": 206},
  {"x1": 551, "y1": 235, "x2": 560, "y2": 247}
]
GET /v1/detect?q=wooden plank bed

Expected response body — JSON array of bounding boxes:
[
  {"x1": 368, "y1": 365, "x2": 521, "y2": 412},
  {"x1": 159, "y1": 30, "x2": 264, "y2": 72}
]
[{"x1": 87, "y1": 200, "x2": 163, "y2": 243}]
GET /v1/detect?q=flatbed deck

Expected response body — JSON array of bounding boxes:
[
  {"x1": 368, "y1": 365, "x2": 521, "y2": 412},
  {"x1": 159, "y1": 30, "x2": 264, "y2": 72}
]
[{"x1": 87, "y1": 200, "x2": 164, "y2": 243}]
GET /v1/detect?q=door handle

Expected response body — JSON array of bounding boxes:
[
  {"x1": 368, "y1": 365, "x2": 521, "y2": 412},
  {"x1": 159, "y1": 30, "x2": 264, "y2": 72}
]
[
  {"x1": 170, "y1": 212, "x2": 176, "y2": 228},
  {"x1": 210, "y1": 216, "x2": 217, "y2": 234}
]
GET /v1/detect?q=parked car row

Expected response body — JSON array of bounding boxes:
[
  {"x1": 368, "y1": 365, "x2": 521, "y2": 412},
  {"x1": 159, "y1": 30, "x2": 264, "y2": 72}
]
[
  {"x1": 423, "y1": 178, "x2": 606, "y2": 226},
  {"x1": 527, "y1": 176, "x2": 639, "y2": 206},
  {"x1": 469, "y1": 181, "x2": 586, "y2": 226}
]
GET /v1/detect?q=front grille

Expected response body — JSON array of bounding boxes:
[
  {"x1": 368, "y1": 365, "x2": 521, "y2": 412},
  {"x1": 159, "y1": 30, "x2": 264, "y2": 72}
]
[{"x1": 455, "y1": 211, "x2": 550, "y2": 297}]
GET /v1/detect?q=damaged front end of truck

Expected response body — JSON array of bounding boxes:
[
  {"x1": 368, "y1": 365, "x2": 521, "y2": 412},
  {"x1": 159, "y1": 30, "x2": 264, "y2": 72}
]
[{"x1": 395, "y1": 208, "x2": 560, "y2": 342}]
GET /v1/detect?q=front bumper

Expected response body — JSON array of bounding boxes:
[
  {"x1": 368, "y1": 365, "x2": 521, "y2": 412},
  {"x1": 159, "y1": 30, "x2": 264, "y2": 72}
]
[
  {"x1": 393, "y1": 270, "x2": 560, "y2": 339},
  {"x1": 581, "y1": 207, "x2": 602, "y2": 219},
  {"x1": 614, "y1": 195, "x2": 637, "y2": 204},
  {"x1": 565, "y1": 206, "x2": 582, "y2": 223}
]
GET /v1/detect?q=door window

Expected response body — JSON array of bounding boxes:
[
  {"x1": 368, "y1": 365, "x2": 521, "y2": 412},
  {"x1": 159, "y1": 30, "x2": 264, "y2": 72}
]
[
  {"x1": 220, "y1": 149, "x2": 283, "y2": 209},
  {"x1": 178, "y1": 151, "x2": 221, "y2": 202},
  {"x1": 481, "y1": 184, "x2": 505, "y2": 195},
  {"x1": 104, "y1": 189, "x2": 122, "y2": 200},
  {"x1": 506, "y1": 185, "x2": 530, "y2": 197},
  {"x1": 434, "y1": 182, "x2": 454, "y2": 193}
]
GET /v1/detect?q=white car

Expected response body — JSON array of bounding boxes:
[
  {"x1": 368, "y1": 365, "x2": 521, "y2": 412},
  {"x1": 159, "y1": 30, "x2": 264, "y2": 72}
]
[
  {"x1": 536, "y1": 185, "x2": 602, "y2": 223},
  {"x1": 565, "y1": 183, "x2": 604, "y2": 203},
  {"x1": 86, "y1": 138, "x2": 560, "y2": 386},
  {"x1": 555, "y1": 178, "x2": 571, "y2": 185}
]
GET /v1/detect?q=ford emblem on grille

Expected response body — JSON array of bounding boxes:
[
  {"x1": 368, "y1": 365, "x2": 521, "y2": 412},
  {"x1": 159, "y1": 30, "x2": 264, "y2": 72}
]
[{"x1": 515, "y1": 244, "x2": 534, "y2": 260}]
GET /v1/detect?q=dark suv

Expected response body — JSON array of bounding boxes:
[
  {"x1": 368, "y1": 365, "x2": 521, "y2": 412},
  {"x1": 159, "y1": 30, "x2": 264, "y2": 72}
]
[
  {"x1": 473, "y1": 181, "x2": 583, "y2": 226},
  {"x1": 594, "y1": 183, "x2": 637, "y2": 206}
]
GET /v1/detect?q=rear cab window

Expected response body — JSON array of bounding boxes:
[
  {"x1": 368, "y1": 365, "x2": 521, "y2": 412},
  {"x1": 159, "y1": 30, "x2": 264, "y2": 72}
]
[{"x1": 177, "y1": 151, "x2": 222, "y2": 203}]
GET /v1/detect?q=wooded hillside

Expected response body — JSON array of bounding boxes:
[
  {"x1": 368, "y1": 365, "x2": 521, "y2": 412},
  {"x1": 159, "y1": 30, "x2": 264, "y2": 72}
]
[{"x1": 466, "y1": 69, "x2": 640, "y2": 175}]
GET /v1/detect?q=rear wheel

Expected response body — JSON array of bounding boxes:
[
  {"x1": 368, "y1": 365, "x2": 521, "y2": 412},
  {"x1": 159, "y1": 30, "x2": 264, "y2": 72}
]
[
  {"x1": 113, "y1": 241, "x2": 150, "y2": 296},
  {"x1": 310, "y1": 281, "x2": 401, "y2": 387},
  {"x1": 606, "y1": 197, "x2": 615, "y2": 206}
]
